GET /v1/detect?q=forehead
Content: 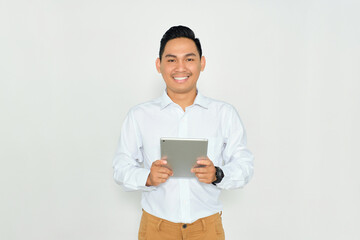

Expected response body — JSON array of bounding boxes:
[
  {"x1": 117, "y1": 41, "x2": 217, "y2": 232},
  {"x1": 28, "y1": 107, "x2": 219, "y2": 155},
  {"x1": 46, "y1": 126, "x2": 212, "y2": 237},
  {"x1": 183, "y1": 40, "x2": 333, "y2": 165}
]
[{"x1": 163, "y1": 37, "x2": 198, "y2": 56}]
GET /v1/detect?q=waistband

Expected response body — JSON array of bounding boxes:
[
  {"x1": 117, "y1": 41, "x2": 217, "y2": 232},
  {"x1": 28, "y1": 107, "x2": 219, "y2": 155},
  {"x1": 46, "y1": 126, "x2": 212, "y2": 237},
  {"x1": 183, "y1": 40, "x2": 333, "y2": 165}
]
[{"x1": 142, "y1": 209, "x2": 222, "y2": 231}]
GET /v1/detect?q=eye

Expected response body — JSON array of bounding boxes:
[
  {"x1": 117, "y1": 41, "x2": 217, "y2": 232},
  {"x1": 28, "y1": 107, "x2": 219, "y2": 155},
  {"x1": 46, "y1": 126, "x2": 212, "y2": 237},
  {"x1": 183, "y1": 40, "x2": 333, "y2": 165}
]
[
  {"x1": 186, "y1": 58, "x2": 195, "y2": 62},
  {"x1": 167, "y1": 59, "x2": 175, "y2": 63}
]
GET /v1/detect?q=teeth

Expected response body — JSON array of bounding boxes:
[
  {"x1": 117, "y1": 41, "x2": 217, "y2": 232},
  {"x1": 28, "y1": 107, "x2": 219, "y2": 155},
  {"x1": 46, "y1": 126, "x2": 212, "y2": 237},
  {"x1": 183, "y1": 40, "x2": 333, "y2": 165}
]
[{"x1": 174, "y1": 77, "x2": 188, "y2": 80}]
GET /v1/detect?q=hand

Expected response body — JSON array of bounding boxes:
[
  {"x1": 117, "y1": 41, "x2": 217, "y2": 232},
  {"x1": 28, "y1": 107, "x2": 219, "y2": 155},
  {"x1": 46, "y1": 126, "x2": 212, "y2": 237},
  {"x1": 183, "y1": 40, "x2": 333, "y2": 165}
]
[
  {"x1": 146, "y1": 159, "x2": 173, "y2": 186},
  {"x1": 191, "y1": 157, "x2": 216, "y2": 184}
]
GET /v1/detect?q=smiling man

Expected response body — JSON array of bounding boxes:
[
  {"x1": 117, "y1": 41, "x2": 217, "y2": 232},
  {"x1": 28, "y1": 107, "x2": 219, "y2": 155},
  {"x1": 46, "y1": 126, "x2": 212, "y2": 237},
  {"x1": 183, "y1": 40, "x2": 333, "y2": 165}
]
[{"x1": 113, "y1": 26, "x2": 254, "y2": 240}]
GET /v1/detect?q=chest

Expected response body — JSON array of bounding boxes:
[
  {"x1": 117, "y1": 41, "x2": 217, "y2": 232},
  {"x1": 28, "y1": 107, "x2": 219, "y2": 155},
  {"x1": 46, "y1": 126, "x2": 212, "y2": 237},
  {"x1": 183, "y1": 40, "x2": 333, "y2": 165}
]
[{"x1": 136, "y1": 107, "x2": 227, "y2": 165}]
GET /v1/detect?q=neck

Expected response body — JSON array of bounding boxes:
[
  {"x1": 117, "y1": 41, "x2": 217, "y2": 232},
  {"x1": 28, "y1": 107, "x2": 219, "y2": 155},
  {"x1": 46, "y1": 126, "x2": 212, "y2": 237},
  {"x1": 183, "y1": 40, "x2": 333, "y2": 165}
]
[{"x1": 167, "y1": 89, "x2": 197, "y2": 111}]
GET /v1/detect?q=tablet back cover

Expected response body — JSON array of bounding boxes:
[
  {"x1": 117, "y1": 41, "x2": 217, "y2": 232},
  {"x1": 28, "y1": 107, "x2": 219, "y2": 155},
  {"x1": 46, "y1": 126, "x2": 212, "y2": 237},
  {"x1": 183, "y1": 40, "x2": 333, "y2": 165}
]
[{"x1": 160, "y1": 138, "x2": 208, "y2": 178}]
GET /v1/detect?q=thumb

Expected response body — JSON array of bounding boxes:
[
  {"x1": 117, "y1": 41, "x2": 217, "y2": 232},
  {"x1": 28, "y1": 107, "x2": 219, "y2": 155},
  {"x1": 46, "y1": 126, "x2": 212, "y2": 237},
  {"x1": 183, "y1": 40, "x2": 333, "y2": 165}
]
[{"x1": 154, "y1": 159, "x2": 167, "y2": 165}]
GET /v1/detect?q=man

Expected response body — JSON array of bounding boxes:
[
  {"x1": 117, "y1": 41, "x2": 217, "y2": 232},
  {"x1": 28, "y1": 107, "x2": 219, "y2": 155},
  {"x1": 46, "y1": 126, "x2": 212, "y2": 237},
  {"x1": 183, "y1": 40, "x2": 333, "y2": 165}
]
[{"x1": 113, "y1": 25, "x2": 254, "y2": 240}]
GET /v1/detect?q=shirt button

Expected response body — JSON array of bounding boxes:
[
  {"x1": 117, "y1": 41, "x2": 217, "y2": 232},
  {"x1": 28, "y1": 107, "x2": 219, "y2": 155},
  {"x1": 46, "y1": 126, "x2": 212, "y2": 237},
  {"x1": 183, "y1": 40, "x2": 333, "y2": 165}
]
[{"x1": 182, "y1": 224, "x2": 187, "y2": 229}]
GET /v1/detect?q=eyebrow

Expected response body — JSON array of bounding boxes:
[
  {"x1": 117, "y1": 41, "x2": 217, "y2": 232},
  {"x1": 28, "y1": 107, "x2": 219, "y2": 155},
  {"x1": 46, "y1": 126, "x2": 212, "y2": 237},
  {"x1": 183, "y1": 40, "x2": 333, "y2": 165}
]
[
  {"x1": 164, "y1": 53, "x2": 198, "y2": 58},
  {"x1": 185, "y1": 53, "x2": 197, "y2": 57}
]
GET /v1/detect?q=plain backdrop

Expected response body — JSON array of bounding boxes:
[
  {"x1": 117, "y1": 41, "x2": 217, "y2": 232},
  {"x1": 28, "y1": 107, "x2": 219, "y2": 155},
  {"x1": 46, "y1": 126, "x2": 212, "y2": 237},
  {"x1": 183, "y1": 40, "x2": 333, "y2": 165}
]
[{"x1": 1, "y1": 0, "x2": 359, "y2": 239}]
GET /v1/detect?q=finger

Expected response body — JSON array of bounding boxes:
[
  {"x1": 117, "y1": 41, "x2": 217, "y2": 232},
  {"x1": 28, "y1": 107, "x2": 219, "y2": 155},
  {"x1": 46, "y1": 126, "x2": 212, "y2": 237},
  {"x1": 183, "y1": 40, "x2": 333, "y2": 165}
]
[
  {"x1": 196, "y1": 177, "x2": 211, "y2": 184},
  {"x1": 161, "y1": 165, "x2": 173, "y2": 173},
  {"x1": 153, "y1": 159, "x2": 168, "y2": 166},
  {"x1": 157, "y1": 170, "x2": 173, "y2": 177},
  {"x1": 195, "y1": 173, "x2": 203, "y2": 179},
  {"x1": 154, "y1": 178, "x2": 166, "y2": 185},
  {"x1": 157, "y1": 173, "x2": 171, "y2": 179},
  {"x1": 150, "y1": 174, "x2": 169, "y2": 186},
  {"x1": 196, "y1": 172, "x2": 212, "y2": 179},
  {"x1": 191, "y1": 167, "x2": 207, "y2": 173},
  {"x1": 196, "y1": 159, "x2": 213, "y2": 166},
  {"x1": 157, "y1": 166, "x2": 173, "y2": 175}
]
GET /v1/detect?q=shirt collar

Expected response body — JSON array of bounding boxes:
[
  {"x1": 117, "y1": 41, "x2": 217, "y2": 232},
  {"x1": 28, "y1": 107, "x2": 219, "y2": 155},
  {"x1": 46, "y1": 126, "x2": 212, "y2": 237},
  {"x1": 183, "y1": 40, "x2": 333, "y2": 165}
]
[
  {"x1": 159, "y1": 90, "x2": 173, "y2": 109},
  {"x1": 159, "y1": 89, "x2": 210, "y2": 110}
]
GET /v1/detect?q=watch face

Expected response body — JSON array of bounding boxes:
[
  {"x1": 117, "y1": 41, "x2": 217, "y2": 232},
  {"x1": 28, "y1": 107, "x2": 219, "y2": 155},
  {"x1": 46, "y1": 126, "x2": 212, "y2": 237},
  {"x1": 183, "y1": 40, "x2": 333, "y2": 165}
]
[{"x1": 216, "y1": 169, "x2": 221, "y2": 177}]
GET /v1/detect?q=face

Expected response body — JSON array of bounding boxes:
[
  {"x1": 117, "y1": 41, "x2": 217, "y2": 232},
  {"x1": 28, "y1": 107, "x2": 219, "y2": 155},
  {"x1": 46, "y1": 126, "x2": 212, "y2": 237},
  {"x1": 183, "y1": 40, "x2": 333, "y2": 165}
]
[{"x1": 156, "y1": 38, "x2": 206, "y2": 96}]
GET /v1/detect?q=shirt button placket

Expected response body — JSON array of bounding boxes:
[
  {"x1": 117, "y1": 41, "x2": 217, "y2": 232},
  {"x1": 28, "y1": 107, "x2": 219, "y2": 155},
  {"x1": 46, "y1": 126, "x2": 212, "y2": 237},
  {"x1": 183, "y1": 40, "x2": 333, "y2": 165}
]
[
  {"x1": 178, "y1": 109, "x2": 191, "y2": 223},
  {"x1": 178, "y1": 110, "x2": 188, "y2": 138}
]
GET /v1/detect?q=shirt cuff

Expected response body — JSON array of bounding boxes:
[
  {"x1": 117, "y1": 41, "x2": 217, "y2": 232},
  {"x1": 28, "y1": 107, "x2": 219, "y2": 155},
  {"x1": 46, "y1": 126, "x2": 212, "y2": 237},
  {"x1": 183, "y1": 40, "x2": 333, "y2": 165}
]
[
  {"x1": 137, "y1": 168, "x2": 157, "y2": 192},
  {"x1": 214, "y1": 165, "x2": 244, "y2": 189}
]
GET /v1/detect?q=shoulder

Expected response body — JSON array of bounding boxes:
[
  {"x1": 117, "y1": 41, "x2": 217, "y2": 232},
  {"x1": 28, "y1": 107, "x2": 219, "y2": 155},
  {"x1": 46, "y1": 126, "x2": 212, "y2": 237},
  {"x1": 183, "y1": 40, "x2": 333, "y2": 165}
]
[
  {"x1": 203, "y1": 95, "x2": 238, "y2": 114},
  {"x1": 127, "y1": 96, "x2": 163, "y2": 117}
]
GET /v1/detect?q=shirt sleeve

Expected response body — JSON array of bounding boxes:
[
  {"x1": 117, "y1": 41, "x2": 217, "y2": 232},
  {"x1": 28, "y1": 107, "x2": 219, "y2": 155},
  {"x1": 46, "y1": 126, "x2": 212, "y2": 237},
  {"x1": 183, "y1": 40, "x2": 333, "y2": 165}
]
[
  {"x1": 216, "y1": 106, "x2": 254, "y2": 190},
  {"x1": 113, "y1": 109, "x2": 156, "y2": 192}
]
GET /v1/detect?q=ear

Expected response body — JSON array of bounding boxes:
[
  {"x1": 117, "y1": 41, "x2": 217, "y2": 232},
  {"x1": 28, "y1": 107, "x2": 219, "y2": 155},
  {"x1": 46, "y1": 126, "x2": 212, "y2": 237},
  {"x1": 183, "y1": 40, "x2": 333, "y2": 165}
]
[
  {"x1": 200, "y1": 56, "x2": 206, "y2": 71},
  {"x1": 155, "y1": 58, "x2": 161, "y2": 73}
]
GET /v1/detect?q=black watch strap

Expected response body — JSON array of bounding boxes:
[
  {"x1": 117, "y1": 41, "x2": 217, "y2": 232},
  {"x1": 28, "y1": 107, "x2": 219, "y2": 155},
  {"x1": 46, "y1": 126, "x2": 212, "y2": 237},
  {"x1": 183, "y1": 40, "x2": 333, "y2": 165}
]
[{"x1": 212, "y1": 166, "x2": 224, "y2": 185}]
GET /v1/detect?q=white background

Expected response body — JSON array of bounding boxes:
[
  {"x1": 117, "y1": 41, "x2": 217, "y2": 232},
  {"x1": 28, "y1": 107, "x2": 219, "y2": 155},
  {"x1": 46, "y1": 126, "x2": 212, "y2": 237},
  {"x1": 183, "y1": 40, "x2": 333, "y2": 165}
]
[{"x1": 1, "y1": 0, "x2": 359, "y2": 239}]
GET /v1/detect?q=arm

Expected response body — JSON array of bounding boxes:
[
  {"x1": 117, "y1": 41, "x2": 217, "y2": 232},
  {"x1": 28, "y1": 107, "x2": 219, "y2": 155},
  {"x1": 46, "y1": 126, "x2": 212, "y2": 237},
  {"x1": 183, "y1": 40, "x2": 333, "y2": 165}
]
[
  {"x1": 112, "y1": 110, "x2": 155, "y2": 191},
  {"x1": 191, "y1": 106, "x2": 254, "y2": 188},
  {"x1": 216, "y1": 106, "x2": 254, "y2": 190}
]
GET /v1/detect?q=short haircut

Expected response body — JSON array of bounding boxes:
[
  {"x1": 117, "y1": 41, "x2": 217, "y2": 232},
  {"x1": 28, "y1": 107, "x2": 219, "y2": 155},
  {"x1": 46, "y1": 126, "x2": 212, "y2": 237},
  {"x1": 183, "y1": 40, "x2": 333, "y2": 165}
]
[{"x1": 159, "y1": 25, "x2": 202, "y2": 60}]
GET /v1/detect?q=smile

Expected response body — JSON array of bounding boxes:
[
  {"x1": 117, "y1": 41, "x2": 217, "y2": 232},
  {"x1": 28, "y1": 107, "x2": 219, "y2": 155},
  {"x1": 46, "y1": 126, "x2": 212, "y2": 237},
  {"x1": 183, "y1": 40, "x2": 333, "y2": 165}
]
[{"x1": 173, "y1": 76, "x2": 189, "y2": 83}]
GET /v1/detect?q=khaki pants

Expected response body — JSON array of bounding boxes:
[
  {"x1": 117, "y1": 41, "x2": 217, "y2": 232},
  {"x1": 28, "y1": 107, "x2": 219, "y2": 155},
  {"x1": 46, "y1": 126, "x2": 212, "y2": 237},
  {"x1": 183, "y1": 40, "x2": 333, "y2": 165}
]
[{"x1": 138, "y1": 210, "x2": 225, "y2": 240}]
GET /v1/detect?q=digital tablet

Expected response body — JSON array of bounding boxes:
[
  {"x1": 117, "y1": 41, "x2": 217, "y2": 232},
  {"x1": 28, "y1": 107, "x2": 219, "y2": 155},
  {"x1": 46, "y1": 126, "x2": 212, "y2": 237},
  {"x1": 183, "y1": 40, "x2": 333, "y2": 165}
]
[{"x1": 160, "y1": 137, "x2": 208, "y2": 178}]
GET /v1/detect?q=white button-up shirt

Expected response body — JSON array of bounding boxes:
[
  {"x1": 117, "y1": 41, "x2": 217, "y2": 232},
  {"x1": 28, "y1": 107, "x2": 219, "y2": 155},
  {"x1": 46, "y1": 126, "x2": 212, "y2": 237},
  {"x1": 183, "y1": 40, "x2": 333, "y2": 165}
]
[{"x1": 113, "y1": 90, "x2": 254, "y2": 223}]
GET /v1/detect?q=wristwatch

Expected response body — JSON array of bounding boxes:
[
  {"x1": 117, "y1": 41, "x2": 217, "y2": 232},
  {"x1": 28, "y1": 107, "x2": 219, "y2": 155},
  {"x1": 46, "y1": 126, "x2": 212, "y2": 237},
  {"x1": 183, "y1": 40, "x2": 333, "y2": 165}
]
[{"x1": 212, "y1": 166, "x2": 224, "y2": 185}]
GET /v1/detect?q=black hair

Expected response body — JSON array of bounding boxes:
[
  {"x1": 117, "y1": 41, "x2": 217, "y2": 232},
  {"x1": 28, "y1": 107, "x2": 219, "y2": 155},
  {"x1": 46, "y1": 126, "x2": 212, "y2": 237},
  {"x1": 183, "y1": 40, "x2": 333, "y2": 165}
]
[{"x1": 159, "y1": 25, "x2": 202, "y2": 60}]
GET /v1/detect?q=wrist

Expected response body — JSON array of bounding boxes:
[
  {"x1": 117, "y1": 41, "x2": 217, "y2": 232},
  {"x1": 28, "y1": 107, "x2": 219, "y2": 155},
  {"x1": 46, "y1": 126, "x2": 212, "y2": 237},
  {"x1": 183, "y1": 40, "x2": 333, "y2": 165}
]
[
  {"x1": 212, "y1": 168, "x2": 217, "y2": 182},
  {"x1": 146, "y1": 174, "x2": 152, "y2": 186},
  {"x1": 212, "y1": 166, "x2": 224, "y2": 185}
]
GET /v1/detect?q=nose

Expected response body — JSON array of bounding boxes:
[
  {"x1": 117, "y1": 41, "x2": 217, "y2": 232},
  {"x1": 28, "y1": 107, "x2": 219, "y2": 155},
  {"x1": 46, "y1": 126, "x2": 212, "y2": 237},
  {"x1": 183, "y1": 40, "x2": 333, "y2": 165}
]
[{"x1": 175, "y1": 60, "x2": 186, "y2": 71}]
